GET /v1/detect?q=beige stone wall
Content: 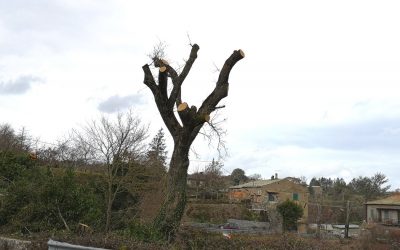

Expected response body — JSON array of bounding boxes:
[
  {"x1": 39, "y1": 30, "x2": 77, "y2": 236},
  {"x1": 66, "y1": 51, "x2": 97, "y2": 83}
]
[
  {"x1": 261, "y1": 180, "x2": 309, "y2": 222},
  {"x1": 0, "y1": 237, "x2": 31, "y2": 250}
]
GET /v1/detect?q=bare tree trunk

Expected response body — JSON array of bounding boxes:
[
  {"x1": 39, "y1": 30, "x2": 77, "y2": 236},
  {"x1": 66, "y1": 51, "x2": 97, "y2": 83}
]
[{"x1": 153, "y1": 131, "x2": 192, "y2": 238}]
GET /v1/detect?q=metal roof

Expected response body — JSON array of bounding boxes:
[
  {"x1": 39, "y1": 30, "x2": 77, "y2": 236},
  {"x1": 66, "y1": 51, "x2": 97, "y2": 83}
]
[{"x1": 365, "y1": 193, "x2": 400, "y2": 206}]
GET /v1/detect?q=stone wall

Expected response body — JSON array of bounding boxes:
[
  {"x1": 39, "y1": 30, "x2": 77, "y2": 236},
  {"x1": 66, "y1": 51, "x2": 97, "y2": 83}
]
[
  {"x1": 227, "y1": 219, "x2": 270, "y2": 229},
  {"x1": 0, "y1": 237, "x2": 31, "y2": 250}
]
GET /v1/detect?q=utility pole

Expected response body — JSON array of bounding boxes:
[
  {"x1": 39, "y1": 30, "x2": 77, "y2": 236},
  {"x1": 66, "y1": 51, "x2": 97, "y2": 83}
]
[
  {"x1": 316, "y1": 202, "x2": 321, "y2": 238},
  {"x1": 316, "y1": 192, "x2": 323, "y2": 238},
  {"x1": 345, "y1": 200, "x2": 350, "y2": 238}
]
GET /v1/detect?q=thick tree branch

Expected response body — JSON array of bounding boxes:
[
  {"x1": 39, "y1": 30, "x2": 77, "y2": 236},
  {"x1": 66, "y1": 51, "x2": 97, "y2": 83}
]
[
  {"x1": 165, "y1": 65, "x2": 179, "y2": 83},
  {"x1": 167, "y1": 44, "x2": 200, "y2": 109},
  {"x1": 198, "y1": 49, "x2": 244, "y2": 116},
  {"x1": 189, "y1": 124, "x2": 203, "y2": 145},
  {"x1": 142, "y1": 64, "x2": 181, "y2": 137},
  {"x1": 155, "y1": 60, "x2": 180, "y2": 106},
  {"x1": 210, "y1": 105, "x2": 225, "y2": 111},
  {"x1": 151, "y1": 58, "x2": 181, "y2": 110},
  {"x1": 177, "y1": 102, "x2": 192, "y2": 127},
  {"x1": 158, "y1": 67, "x2": 168, "y2": 98},
  {"x1": 142, "y1": 64, "x2": 158, "y2": 94},
  {"x1": 177, "y1": 102, "x2": 209, "y2": 130},
  {"x1": 179, "y1": 44, "x2": 200, "y2": 84}
]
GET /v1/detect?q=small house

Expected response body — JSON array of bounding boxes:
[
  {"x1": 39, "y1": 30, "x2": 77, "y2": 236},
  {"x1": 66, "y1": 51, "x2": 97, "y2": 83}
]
[
  {"x1": 228, "y1": 175, "x2": 309, "y2": 226},
  {"x1": 365, "y1": 193, "x2": 400, "y2": 225}
]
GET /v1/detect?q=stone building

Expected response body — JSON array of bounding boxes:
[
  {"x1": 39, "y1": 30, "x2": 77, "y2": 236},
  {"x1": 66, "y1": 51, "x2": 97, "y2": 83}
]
[
  {"x1": 365, "y1": 193, "x2": 400, "y2": 225},
  {"x1": 228, "y1": 175, "x2": 309, "y2": 230}
]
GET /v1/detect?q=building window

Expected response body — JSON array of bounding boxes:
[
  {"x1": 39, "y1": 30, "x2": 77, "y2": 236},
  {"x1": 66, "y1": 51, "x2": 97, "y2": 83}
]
[
  {"x1": 383, "y1": 210, "x2": 389, "y2": 219},
  {"x1": 383, "y1": 210, "x2": 389, "y2": 222},
  {"x1": 293, "y1": 193, "x2": 299, "y2": 201},
  {"x1": 268, "y1": 193, "x2": 276, "y2": 201}
]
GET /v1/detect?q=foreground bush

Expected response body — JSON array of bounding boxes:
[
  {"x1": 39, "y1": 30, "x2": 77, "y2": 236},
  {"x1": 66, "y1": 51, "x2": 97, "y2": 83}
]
[
  {"x1": 174, "y1": 228, "x2": 341, "y2": 250},
  {"x1": 0, "y1": 166, "x2": 103, "y2": 233},
  {"x1": 2, "y1": 225, "x2": 398, "y2": 250}
]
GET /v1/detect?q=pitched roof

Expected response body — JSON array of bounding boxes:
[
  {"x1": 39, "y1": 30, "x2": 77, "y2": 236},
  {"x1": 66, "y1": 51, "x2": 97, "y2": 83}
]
[
  {"x1": 229, "y1": 179, "x2": 281, "y2": 189},
  {"x1": 187, "y1": 172, "x2": 206, "y2": 180},
  {"x1": 365, "y1": 193, "x2": 400, "y2": 205}
]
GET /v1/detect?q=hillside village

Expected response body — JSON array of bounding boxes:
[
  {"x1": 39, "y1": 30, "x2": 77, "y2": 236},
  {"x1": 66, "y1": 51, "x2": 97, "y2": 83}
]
[
  {"x1": 1, "y1": 123, "x2": 400, "y2": 249},
  {"x1": 186, "y1": 170, "x2": 400, "y2": 230}
]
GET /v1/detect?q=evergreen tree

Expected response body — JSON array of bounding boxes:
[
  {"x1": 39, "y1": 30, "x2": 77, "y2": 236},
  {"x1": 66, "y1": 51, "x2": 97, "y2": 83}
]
[
  {"x1": 146, "y1": 128, "x2": 168, "y2": 168},
  {"x1": 309, "y1": 177, "x2": 320, "y2": 187},
  {"x1": 349, "y1": 172, "x2": 390, "y2": 201}
]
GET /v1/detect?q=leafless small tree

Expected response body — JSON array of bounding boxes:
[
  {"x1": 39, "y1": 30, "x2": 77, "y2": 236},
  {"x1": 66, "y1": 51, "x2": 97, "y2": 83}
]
[
  {"x1": 142, "y1": 42, "x2": 244, "y2": 239},
  {"x1": 70, "y1": 110, "x2": 148, "y2": 232},
  {"x1": 204, "y1": 159, "x2": 225, "y2": 200}
]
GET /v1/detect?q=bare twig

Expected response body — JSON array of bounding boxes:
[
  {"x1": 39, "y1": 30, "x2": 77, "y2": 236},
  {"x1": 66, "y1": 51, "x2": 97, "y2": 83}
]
[
  {"x1": 212, "y1": 62, "x2": 221, "y2": 73},
  {"x1": 148, "y1": 41, "x2": 167, "y2": 64},
  {"x1": 57, "y1": 203, "x2": 70, "y2": 231},
  {"x1": 0, "y1": 175, "x2": 15, "y2": 186},
  {"x1": 197, "y1": 110, "x2": 228, "y2": 159},
  {"x1": 186, "y1": 33, "x2": 193, "y2": 47}
]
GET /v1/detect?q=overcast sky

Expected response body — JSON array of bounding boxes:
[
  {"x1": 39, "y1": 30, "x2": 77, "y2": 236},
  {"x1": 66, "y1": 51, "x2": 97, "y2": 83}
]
[{"x1": 1, "y1": 0, "x2": 399, "y2": 189}]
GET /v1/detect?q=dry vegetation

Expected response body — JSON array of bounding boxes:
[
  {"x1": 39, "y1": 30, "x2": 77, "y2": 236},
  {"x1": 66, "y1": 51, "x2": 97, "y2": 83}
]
[
  {"x1": 183, "y1": 203, "x2": 249, "y2": 224},
  {"x1": 7, "y1": 226, "x2": 398, "y2": 250}
]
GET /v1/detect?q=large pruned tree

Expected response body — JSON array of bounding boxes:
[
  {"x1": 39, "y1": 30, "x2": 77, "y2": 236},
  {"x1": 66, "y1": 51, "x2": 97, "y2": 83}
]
[{"x1": 141, "y1": 43, "x2": 244, "y2": 238}]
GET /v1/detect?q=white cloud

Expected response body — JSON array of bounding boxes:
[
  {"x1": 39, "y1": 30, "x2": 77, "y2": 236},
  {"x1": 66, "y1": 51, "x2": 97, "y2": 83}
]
[
  {"x1": 98, "y1": 94, "x2": 145, "y2": 113},
  {"x1": 0, "y1": 75, "x2": 43, "y2": 95},
  {"x1": 1, "y1": 0, "x2": 400, "y2": 190}
]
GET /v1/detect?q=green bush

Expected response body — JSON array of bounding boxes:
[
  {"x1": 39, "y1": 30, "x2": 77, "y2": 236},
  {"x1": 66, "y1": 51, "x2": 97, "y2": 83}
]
[
  {"x1": 0, "y1": 166, "x2": 103, "y2": 232},
  {"x1": 127, "y1": 221, "x2": 163, "y2": 242},
  {"x1": 242, "y1": 208, "x2": 262, "y2": 221},
  {"x1": 0, "y1": 151, "x2": 34, "y2": 182},
  {"x1": 277, "y1": 199, "x2": 303, "y2": 232}
]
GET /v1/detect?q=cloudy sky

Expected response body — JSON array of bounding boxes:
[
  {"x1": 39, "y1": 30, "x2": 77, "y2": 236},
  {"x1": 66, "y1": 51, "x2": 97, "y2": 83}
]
[{"x1": 1, "y1": 0, "x2": 399, "y2": 189}]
